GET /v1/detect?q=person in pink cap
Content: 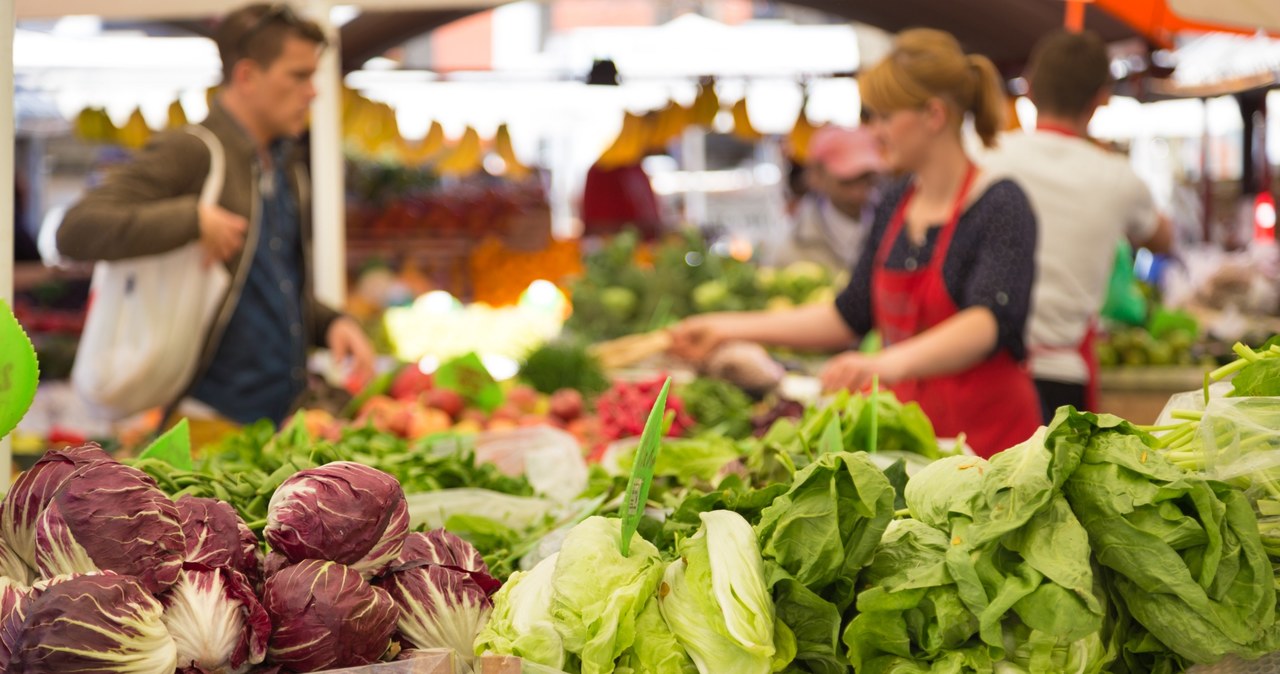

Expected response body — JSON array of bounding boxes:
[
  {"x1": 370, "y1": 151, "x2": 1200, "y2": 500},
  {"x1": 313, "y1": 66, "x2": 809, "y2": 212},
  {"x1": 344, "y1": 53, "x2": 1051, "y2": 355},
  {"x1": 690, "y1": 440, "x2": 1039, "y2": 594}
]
[{"x1": 770, "y1": 126, "x2": 886, "y2": 269}]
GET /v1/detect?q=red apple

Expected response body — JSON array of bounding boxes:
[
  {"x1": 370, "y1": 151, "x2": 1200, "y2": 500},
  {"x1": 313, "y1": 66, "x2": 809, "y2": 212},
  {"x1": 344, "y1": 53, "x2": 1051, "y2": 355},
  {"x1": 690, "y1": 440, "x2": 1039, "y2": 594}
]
[
  {"x1": 390, "y1": 365, "x2": 434, "y2": 401},
  {"x1": 422, "y1": 388, "x2": 466, "y2": 420},
  {"x1": 490, "y1": 405, "x2": 522, "y2": 422},
  {"x1": 549, "y1": 389, "x2": 584, "y2": 422},
  {"x1": 518, "y1": 415, "x2": 549, "y2": 428},
  {"x1": 487, "y1": 418, "x2": 518, "y2": 432}
]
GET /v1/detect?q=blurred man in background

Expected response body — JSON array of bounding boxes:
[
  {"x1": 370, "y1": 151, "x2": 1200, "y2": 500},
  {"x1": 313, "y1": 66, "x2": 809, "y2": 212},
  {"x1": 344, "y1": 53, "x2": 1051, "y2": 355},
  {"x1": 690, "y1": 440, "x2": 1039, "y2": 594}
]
[
  {"x1": 58, "y1": 3, "x2": 375, "y2": 429},
  {"x1": 982, "y1": 29, "x2": 1173, "y2": 421},
  {"x1": 768, "y1": 125, "x2": 885, "y2": 270}
]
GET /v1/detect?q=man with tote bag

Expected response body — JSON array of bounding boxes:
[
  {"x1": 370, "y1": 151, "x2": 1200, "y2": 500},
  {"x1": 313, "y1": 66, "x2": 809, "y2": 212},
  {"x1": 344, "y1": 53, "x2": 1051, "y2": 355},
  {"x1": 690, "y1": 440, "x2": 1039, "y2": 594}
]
[{"x1": 59, "y1": 3, "x2": 375, "y2": 428}]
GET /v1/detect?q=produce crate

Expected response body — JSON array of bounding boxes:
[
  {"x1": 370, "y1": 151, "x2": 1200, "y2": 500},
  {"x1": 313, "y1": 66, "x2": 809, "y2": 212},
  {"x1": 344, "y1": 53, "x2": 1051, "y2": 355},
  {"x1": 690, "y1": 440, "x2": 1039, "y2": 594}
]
[{"x1": 1098, "y1": 366, "x2": 1207, "y2": 425}]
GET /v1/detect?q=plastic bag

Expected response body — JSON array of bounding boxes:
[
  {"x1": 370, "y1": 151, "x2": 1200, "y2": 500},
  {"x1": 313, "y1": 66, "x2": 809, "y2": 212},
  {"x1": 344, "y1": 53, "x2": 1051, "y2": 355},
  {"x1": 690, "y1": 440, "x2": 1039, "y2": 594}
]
[
  {"x1": 473, "y1": 426, "x2": 589, "y2": 504},
  {"x1": 1101, "y1": 240, "x2": 1147, "y2": 326}
]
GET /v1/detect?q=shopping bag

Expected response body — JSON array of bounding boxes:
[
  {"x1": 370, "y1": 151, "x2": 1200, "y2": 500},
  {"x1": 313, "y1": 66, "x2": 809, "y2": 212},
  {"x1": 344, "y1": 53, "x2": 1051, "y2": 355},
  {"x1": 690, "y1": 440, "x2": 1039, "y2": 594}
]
[
  {"x1": 71, "y1": 126, "x2": 231, "y2": 419},
  {"x1": 1100, "y1": 239, "x2": 1147, "y2": 326}
]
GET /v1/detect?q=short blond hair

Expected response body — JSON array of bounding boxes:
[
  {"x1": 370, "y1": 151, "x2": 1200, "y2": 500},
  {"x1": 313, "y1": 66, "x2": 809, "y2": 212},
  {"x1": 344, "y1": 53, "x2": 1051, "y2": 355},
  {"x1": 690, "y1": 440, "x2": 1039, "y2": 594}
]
[{"x1": 859, "y1": 28, "x2": 1007, "y2": 148}]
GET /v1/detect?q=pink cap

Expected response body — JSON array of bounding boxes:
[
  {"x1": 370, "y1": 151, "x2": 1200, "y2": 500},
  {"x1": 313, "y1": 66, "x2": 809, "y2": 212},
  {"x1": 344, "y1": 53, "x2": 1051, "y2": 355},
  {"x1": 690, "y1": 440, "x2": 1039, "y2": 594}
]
[{"x1": 807, "y1": 126, "x2": 885, "y2": 179}]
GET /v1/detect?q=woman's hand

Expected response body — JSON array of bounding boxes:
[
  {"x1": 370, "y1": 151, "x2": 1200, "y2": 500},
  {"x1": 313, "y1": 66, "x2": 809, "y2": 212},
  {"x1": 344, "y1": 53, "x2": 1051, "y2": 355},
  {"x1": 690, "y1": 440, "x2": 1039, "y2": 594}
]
[
  {"x1": 668, "y1": 314, "x2": 736, "y2": 363},
  {"x1": 819, "y1": 350, "x2": 908, "y2": 394}
]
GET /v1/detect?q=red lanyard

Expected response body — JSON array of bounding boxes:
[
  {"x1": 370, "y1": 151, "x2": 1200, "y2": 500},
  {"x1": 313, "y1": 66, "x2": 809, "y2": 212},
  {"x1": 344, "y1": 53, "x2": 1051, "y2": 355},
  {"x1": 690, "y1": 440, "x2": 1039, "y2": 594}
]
[{"x1": 1036, "y1": 122, "x2": 1082, "y2": 139}]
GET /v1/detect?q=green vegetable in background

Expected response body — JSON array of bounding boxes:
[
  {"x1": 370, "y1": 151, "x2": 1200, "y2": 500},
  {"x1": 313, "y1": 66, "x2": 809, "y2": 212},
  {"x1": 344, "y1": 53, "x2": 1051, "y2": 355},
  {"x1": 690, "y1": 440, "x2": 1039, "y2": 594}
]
[
  {"x1": 519, "y1": 340, "x2": 611, "y2": 397},
  {"x1": 659, "y1": 511, "x2": 787, "y2": 674},
  {"x1": 551, "y1": 517, "x2": 665, "y2": 674},
  {"x1": 1052, "y1": 408, "x2": 1277, "y2": 663},
  {"x1": 680, "y1": 378, "x2": 755, "y2": 439},
  {"x1": 616, "y1": 436, "x2": 744, "y2": 488}
]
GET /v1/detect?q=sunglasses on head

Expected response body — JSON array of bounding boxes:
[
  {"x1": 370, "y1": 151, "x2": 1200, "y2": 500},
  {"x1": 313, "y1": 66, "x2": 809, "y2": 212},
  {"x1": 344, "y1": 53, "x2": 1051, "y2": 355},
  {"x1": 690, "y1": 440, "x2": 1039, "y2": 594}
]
[{"x1": 237, "y1": 3, "x2": 305, "y2": 50}]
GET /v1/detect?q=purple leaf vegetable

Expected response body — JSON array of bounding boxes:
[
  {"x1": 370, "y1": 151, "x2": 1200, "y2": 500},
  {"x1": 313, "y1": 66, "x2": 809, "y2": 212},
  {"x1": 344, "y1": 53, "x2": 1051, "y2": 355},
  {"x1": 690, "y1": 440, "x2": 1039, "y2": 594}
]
[
  {"x1": 0, "y1": 444, "x2": 111, "y2": 569},
  {"x1": 376, "y1": 529, "x2": 500, "y2": 671},
  {"x1": 175, "y1": 496, "x2": 262, "y2": 585},
  {"x1": 265, "y1": 462, "x2": 407, "y2": 567},
  {"x1": 9, "y1": 573, "x2": 177, "y2": 674},
  {"x1": 163, "y1": 565, "x2": 271, "y2": 674},
  {"x1": 33, "y1": 461, "x2": 185, "y2": 594},
  {"x1": 262, "y1": 559, "x2": 398, "y2": 672}
]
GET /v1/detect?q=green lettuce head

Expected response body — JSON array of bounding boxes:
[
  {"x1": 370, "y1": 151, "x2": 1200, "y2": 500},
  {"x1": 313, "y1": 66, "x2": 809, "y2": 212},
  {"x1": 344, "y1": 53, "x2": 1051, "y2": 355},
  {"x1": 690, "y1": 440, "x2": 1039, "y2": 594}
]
[
  {"x1": 659, "y1": 510, "x2": 780, "y2": 674},
  {"x1": 474, "y1": 552, "x2": 566, "y2": 670},
  {"x1": 551, "y1": 517, "x2": 664, "y2": 674}
]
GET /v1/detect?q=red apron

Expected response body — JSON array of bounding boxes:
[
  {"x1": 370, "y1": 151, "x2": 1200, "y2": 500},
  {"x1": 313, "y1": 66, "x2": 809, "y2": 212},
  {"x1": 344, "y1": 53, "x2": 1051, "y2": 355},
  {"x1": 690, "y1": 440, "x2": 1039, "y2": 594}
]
[
  {"x1": 872, "y1": 165, "x2": 1041, "y2": 458},
  {"x1": 1029, "y1": 122, "x2": 1101, "y2": 411}
]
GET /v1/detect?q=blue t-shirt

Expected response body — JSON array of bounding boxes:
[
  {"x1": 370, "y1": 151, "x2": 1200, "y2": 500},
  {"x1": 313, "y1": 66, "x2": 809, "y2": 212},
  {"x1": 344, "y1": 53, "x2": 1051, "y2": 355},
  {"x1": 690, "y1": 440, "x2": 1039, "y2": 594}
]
[{"x1": 191, "y1": 142, "x2": 307, "y2": 424}]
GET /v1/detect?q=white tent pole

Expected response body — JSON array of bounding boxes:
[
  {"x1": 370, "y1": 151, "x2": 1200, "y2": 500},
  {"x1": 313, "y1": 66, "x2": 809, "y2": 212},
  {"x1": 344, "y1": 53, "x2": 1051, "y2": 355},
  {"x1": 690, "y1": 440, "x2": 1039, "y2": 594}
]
[
  {"x1": 2, "y1": 0, "x2": 15, "y2": 483},
  {"x1": 309, "y1": 0, "x2": 346, "y2": 310}
]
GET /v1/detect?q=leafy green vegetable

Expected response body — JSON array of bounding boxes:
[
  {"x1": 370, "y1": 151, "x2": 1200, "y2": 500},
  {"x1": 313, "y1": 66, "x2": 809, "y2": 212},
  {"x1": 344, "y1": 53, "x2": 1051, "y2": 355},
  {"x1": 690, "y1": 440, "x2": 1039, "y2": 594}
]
[
  {"x1": 659, "y1": 511, "x2": 782, "y2": 674},
  {"x1": 474, "y1": 553, "x2": 569, "y2": 670},
  {"x1": 902, "y1": 455, "x2": 987, "y2": 531},
  {"x1": 616, "y1": 598, "x2": 697, "y2": 674},
  {"x1": 520, "y1": 340, "x2": 610, "y2": 397},
  {"x1": 843, "y1": 519, "x2": 986, "y2": 673},
  {"x1": 551, "y1": 517, "x2": 664, "y2": 674},
  {"x1": 616, "y1": 436, "x2": 744, "y2": 488},
  {"x1": 1052, "y1": 408, "x2": 1276, "y2": 663},
  {"x1": 757, "y1": 451, "x2": 894, "y2": 599},
  {"x1": 755, "y1": 452, "x2": 895, "y2": 673},
  {"x1": 680, "y1": 378, "x2": 755, "y2": 439}
]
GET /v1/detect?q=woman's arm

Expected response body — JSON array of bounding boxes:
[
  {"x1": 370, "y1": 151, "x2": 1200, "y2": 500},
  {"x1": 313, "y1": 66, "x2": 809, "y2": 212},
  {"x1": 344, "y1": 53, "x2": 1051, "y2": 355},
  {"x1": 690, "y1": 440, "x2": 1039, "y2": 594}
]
[
  {"x1": 820, "y1": 306, "x2": 997, "y2": 392},
  {"x1": 669, "y1": 302, "x2": 856, "y2": 362}
]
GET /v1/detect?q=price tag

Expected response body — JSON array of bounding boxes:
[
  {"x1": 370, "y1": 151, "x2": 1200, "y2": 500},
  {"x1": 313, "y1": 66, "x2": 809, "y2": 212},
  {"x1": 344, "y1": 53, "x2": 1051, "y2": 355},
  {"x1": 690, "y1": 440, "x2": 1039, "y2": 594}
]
[
  {"x1": 138, "y1": 419, "x2": 195, "y2": 471},
  {"x1": 619, "y1": 377, "x2": 671, "y2": 556},
  {"x1": 434, "y1": 353, "x2": 504, "y2": 413},
  {"x1": 0, "y1": 301, "x2": 39, "y2": 440}
]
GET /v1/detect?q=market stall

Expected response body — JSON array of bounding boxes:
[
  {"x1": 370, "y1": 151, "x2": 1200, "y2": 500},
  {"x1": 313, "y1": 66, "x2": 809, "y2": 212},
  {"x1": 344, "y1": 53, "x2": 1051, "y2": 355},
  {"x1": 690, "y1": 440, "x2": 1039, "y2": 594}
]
[{"x1": 6, "y1": 0, "x2": 1280, "y2": 671}]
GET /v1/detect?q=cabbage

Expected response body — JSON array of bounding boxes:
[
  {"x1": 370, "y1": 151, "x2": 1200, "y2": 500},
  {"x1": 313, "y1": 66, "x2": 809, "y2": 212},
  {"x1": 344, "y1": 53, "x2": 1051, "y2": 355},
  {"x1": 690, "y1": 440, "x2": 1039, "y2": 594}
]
[
  {"x1": 0, "y1": 538, "x2": 32, "y2": 587},
  {"x1": 551, "y1": 516, "x2": 664, "y2": 674},
  {"x1": 236, "y1": 518, "x2": 264, "y2": 590},
  {"x1": 33, "y1": 461, "x2": 185, "y2": 594},
  {"x1": 0, "y1": 579, "x2": 25, "y2": 670},
  {"x1": 8, "y1": 573, "x2": 178, "y2": 674},
  {"x1": 1, "y1": 444, "x2": 111, "y2": 570},
  {"x1": 162, "y1": 566, "x2": 271, "y2": 674},
  {"x1": 474, "y1": 553, "x2": 566, "y2": 669},
  {"x1": 904, "y1": 455, "x2": 989, "y2": 530},
  {"x1": 265, "y1": 461, "x2": 408, "y2": 568},
  {"x1": 377, "y1": 529, "x2": 499, "y2": 673},
  {"x1": 659, "y1": 511, "x2": 777, "y2": 674},
  {"x1": 176, "y1": 496, "x2": 262, "y2": 584},
  {"x1": 350, "y1": 496, "x2": 409, "y2": 579},
  {"x1": 397, "y1": 529, "x2": 490, "y2": 573},
  {"x1": 262, "y1": 559, "x2": 398, "y2": 672}
]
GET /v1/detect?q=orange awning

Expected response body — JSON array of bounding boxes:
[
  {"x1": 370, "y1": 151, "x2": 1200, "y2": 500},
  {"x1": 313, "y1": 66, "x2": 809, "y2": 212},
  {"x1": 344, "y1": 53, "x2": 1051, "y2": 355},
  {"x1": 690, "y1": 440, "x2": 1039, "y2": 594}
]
[{"x1": 1087, "y1": 0, "x2": 1280, "y2": 47}]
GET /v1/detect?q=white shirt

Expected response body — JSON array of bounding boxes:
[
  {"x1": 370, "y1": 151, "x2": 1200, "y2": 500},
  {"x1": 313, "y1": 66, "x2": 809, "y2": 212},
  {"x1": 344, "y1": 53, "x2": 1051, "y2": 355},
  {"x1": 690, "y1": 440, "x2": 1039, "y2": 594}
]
[
  {"x1": 768, "y1": 195, "x2": 870, "y2": 271},
  {"x1": 981, "y1": 131, "x2": 1158, "y2": 384}
]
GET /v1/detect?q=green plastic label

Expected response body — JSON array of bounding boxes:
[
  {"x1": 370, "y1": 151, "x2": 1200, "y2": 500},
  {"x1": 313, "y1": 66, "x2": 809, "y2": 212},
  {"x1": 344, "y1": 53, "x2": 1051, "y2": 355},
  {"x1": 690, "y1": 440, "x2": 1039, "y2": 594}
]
[
  {"x1": 619, "y1": 377, "x2": 671, "y2": 556},
  {"x1": 0, "y1": 300, "x2": 39, "y2": 440},
  {"x1": 434, "y1": 353, "x2": 504, "y2": 413},
  {"x1": 138, "y1": 418, "x2": 195, "y2": 471}
]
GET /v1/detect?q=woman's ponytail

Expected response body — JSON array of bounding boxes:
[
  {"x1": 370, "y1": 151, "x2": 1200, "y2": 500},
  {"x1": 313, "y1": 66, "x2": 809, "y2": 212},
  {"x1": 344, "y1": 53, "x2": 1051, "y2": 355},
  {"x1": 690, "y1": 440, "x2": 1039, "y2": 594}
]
[{"x1": 967, "y1": 54, "x2": 1006, "y2": 148}]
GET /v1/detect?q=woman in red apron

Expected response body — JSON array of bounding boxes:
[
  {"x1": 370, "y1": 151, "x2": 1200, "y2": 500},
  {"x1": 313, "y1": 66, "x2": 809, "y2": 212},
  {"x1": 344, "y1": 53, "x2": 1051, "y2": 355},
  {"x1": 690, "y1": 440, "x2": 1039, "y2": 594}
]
[{"x1": 670, "y1": 29, "x2": 1041, "y2": 457}]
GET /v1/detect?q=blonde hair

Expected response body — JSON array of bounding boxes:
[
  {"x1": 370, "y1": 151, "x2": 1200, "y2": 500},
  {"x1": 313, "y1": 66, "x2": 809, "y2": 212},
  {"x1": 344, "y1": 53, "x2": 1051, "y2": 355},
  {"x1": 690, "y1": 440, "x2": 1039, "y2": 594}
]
[{"x1": 859, "y1": 28, "x2": 1007, "y2": 148}]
